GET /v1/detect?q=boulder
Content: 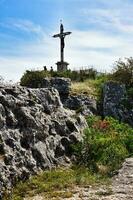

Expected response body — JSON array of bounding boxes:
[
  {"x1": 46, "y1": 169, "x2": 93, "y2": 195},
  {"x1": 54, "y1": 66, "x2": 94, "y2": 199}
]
[
  {"x1": 0, "y1": 85, "x2": 87, "y2": 192},
  {"x1": 42, "y1": 77, "x2": 71, "y2": 96},
  {"x1": 63, "y1": 95, "x2": 97, "y2": 116},
  {"x1": 102, "y1": 82, "x2": 133, "y2": 127},
  {"x1": 40, "y1": 78, "x2": 97, "y2": 116}
]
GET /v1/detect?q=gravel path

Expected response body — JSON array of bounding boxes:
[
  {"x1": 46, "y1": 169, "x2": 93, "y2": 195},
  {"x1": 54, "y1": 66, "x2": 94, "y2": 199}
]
[{"x1": 25, "y1": 158, "x2": 133, "y2": 200}]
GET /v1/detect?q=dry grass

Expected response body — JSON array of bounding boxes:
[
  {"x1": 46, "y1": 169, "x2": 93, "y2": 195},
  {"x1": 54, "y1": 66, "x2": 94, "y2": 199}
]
[
  {"x1": 70, "y1": 80, "x2": 98, "y2": 98},
  {"x1": 70, "y1": 75, "x2": 108, "y2": 99}
]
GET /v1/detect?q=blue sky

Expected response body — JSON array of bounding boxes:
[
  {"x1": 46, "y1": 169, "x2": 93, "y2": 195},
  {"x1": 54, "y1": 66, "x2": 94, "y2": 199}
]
[{"x1": 0, "y1": 0, "x2": 133, "y2": 82}]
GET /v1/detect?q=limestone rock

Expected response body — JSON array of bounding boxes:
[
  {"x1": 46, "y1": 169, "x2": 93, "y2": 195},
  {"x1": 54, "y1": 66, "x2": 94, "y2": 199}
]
[
  {"x1": 102, "y1": 82, "x2": 133, "y2": 127},
  {"x1": 42, "y1": 77, "x2": 71, "y2": 95},
  {"x1": 0, "y1": 85, "x2": 87, "y2": 192},
  {"x1": 39, "y1": 77, "x2": 97, "y2": 116},
  {"x1": 63, "y1": 95, "x2": 97, "y2": 116}
]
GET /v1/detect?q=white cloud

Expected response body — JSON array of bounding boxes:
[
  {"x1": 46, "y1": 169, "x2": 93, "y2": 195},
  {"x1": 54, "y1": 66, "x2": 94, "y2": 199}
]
[
  {"x1": 11, "y1": 19, "x2": 43, "y2": 34},
  {"x1": 82, "y1": 5, "x2": 133, "y2": 34},
  {"x1": 68, "y1": 30, "x2": 121, "y2": 49},
  {"x1": 0, "y1": 18, "x2": 44, "y2": 36}
]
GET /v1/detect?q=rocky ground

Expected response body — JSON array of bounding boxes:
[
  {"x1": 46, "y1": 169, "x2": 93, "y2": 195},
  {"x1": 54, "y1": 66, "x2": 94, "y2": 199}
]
[{"x1": 25, "y1": 157, "x2": 133, "y2": 200}]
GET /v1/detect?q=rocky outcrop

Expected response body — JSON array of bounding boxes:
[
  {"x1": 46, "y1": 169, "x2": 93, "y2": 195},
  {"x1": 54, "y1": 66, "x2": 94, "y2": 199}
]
[
  {"x1": 42, "y1": 77, "x2": 71, "y2": 96},
  {"x1": 41, "y1": 78, "x2": 97, "y2": 116},
  {"x1": 63, "y1": 95, "x2": 97, "y2": 116},
  {"x1": 102, "y1": 82, "x2": 133, "y2": 127},
  {"x1": 0, "y1": 86, "x2": 87, "y2": 193}
]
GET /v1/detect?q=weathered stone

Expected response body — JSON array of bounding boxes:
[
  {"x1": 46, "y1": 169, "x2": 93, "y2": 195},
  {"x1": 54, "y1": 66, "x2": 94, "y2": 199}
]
[
  {"x1": 0, "y1": 104, "x2": 5, "y2": 129},
  {"x1": 51, "y1": 77, "x2": 71, "y2": 95},
  {"x1": 32, "y1": 77, "x2": 97, "y2": 116},
  {"x1": 63, "y1": 95, "x2": 97, "y2": 116},
  {"x1": 69, "y1": 132, "x2": 81, "y2": 143},
  {"x1": 102, "y1": 82, "x2": 133, "y2": 127},
  {"x1": 0, "y1": 85, "x2": 87, "y2": 192},
  {"x1": 42, "y1": 77, "x2": 71, "y2": 95}
]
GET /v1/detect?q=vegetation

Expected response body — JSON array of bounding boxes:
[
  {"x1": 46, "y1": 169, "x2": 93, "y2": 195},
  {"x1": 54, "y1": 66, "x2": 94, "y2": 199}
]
[
  {"x1": 20, "y1": 70, "x2": 51, "y2": 88},
  {"x1": 20, "y1": 67, "x2": 108, "y2": 101},
  {"x1": 127, "y1": 87, "x2": 133, "y2": 99},
  {"x1": 51, "y1": 68, "x2": 97, "y2": 81},
  {"x1": 4, "y1": 167, "x2": 109, "y2": 200},
  {"x1": 73, "y1": 116, "x2": 133, "y2": 175},
  {"x1": 109, "y1": 57, "x2": 133, "y2": 88},
  {"x1": 20, "y1": 67, "x2": 99, "y2": 87},
  {"x1": 20, "y1": 57, "x2": 133, "y2": 90},
  {"x1": 71, "y1": 74, "x2": 108, "y2": 98},
  {"x1": 3, "y1": 116, "x2": 132, "y2": 200},
  {"x1": 5, "y1": 58, "x2": 132, "y2": 199}
]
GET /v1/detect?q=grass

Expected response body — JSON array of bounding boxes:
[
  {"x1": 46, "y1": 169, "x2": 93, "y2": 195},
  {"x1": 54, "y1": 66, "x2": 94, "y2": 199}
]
[
  {"x1": 3, "y1": 167, "x2": 110, "y2": 200},
  {"x1": 70, "y1": 76, "x2": 107, "y2": 99},
  {"x1": 71, "y1": 80, "x2": 97, "y2": 97}
]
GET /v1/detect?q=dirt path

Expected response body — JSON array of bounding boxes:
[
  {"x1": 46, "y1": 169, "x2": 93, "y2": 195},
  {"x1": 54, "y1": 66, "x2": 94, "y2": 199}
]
[{"x1": 25, "y1": 158, "x2": 133, "y2": 200}]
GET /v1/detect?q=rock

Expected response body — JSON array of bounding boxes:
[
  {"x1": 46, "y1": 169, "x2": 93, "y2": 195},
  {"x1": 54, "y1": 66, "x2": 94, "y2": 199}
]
[
  {"x1": 103, "y1": 82, "x2": 126, "y2": 118},
  {"x1": 110, "y1": 157, "x2": 133, "y2": 199},
  {"x1": 63, "y1": 95, "x2": 97, "y2": 116},
  {"x1": 0, "y1": 104, "x2": 6, "y2": 129},
  {"x1": 50, "y1": 77, "x2": 71, "y2": 95},
  {"x1": 102, "y1": 82, "x2": 133, "y2": 127},
  {"x1": 0, "y1": 85, "x2": 87, "y2": 192},
  {"x1": 42, "y1": 77, "x2": 71, "y2": 96},
  {"x1": 32, "y1": 77, "x2": 97, "y2": 116}
]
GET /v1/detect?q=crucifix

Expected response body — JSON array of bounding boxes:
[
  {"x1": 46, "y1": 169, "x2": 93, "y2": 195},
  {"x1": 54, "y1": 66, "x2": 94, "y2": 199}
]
[{"x1": 53, "y1": 23, "x2": 72, "y2": 71}]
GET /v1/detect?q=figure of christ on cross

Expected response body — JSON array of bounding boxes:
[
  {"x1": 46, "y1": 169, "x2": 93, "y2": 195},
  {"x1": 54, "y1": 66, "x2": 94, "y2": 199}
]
[{"x1": 53, "y1": 23, "x2": 71, "y2": 63}]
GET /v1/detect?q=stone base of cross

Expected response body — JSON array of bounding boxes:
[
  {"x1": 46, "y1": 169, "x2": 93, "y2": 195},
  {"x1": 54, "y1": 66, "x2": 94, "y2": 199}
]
[{"x1": 56, "y1": 61, "x2": 69, "y2": 71}]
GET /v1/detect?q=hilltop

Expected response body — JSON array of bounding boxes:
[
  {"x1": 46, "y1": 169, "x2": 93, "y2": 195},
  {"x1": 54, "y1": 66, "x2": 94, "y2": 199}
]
[{"x1": 0, "y1": 57, "x2": 133, "y2": 199}]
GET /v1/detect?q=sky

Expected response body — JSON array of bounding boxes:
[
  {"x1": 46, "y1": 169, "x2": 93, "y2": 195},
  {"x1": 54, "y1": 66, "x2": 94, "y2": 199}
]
[{"x1": 0, "y1": 0, "x2": 133, "y2": 82}]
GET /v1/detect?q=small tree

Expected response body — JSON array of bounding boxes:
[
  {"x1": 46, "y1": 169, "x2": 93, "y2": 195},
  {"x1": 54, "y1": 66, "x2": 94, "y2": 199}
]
[
  {"x1": 20, "y1": 70, "x2": 50, "y2": 88},
  {"x1": 111, "y1": 57, "x2": 133, "y2": 88}
]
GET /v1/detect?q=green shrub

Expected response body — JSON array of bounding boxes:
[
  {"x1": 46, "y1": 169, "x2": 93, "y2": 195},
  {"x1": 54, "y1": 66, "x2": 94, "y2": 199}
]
[
  {"x1": 127, "y1": 87, "x2": 133, "y2": 99},
  {"x1": 110, "y1": 57, "x2": 133, "y2": 88},
  {"x1": 20, "y1": 67, "x2": 100, "y2": 88},
  {"x1": 73, "y1": 116, "x2": 133, "y2": 174},
  {"x1": 20, "y1": 70, "x2": 51, "y2": 88},
  {"x1": 52, "y1": 68, "x2": 97, "y2": 81},
  {"x1": 91, "y1": 74, "x2": 109, "y2": 99}
]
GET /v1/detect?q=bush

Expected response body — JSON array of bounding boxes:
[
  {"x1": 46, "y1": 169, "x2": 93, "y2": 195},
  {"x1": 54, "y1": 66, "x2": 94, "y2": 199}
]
[
  {"x1": 20, "y1": 70, "x2": 50, "y2": 88},
  {"x1": 51, "y1": 68, "x2": 97, "y2": 81},
  {"x1": 127, "y1": 87, "x2": 133, "y2": 99},
  {"x1": 20, "y1": 67, "x2": 99, "y2": 87},
  {"x1": 73, "y1": 116, "x2": 133, "y2": 175},
  {"x1": 110, "y1": 57, "x2": 133, "y2": 88}
]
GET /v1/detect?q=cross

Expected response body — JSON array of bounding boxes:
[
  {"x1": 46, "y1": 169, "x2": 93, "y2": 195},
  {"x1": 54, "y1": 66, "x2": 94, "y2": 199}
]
[{"x1": 53, "y1": 23, "x2": 71, "y2": 63}]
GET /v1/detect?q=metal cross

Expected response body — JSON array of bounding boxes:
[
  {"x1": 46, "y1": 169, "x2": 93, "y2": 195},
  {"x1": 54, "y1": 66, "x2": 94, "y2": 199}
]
[{"x1": 53, "y1": 23, "x2": 71, "y2": 62}]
